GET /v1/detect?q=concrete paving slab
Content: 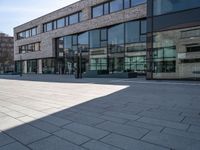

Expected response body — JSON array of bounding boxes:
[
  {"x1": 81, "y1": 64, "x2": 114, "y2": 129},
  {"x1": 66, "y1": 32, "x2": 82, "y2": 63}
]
[
  {"x1": 101, "y1": 133, "x2": 169, "y2": 150},
  {"x1": 83, "y1": 140, "x2": 122, "y2": 150},
  {"x1": 142, "y1": 131, "x2": 200, "y2": 150},
  {"x1": 0, "y1": 132, "x2": 15, "y2": 147},
  {"x1": 0, "y1": 142, "x2": 30, "y2": 150},
  {"x1": 54, "y1": 129, "x2": 90, "y2": 145},
  {"x1": 28, "y1": 136, "x2": 85, "y2": 150},
  {"x1": 5, "y1": 124, "x2": 50, "y2": 144},
  {"x1": 96, "y1": 121, "x2": 149, "y2": 139},
  {"x1": 138, "y1": 117, "x2": 189, "y2": 130},
  {"x1": 63, "y1": 122, "x2": 109, "y2": 139}
]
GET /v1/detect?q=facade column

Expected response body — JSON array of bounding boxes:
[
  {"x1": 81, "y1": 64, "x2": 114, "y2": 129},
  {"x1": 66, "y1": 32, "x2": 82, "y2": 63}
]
[
  {"x1": 23, "y1": 60, "x2": 27, "y2": 74},
  {"x1": 38, "y1": 59, "x2": 42, "y2": 74}
]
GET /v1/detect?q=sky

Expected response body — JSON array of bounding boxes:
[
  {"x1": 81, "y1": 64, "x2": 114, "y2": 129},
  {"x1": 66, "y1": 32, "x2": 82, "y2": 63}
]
[{"x1": 0, "y1": 0, "x2": 79, "y2": 36}]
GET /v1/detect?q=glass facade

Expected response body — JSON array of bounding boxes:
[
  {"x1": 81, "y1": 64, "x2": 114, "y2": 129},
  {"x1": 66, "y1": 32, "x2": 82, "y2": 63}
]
[
  {"x1": 92, "y1": 0, "x2": 147, "y2": 18},
  {"x1": 17, "y1": 27, "x2": 37, "y2": 40},
  {"x1": 153, "y1": 31, "x2": 177, "y2": 73},
  {"x1": 153, "y1": 0, "x2": 200, "y2": 15},
  {"x1": 125, "y1": 56, "x2": 146, "y2": 71},
  {"x1": 19, "y1": 43, "x2": 40, "y2": 54},
  {"x1": 92, "y1": 5, "x2": 104, "y2": 18},
  {"x1": 153, "y1": 26, "x2": 200, "y2": 78},
  {"x1": 69, "y1": 13, "x2": 79, "y2": 25},
  {"x1": 131, "y1": 0, "x2": 146, "y2": 7},
  {"x1": 42, "y1": 59, "x2": 55, "y2": 74},
  {"x1": 54, "y1": 19, "x2": 147, "y2": 74},
  {"x1": 27, "y1": 60, "x2": 37, "y2": 73},
  {"x1": 57, "y1": 18, "x2": 65, "y2": 28},
  {"x1": 78, "y1": 32, "x2": 89, "y2": 52},
  {"x1": 108, "y1": 24, "x2": 124, "y2": 53},
  {"x1": 43, "y1": 11, "x2": 82, "y2": 32},
  {"x1": 110, "y1": 0, "x2": 123, "y2": 13},
  {"x1": 90, "y1": 58, "x2": 107, "y2": 71}
]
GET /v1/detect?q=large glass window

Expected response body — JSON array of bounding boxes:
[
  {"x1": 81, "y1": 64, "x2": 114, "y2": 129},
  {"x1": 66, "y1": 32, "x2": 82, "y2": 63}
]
[
  {"x1": 104, "y1": 3, "x2": 109, "y2": 15},
  {"x1": 108, "y1": 24, "x2": 124, "y2": 53},
  {"x1": 110, "y1": 0, "x2": 123, "y2": 13},
  {"x1": 90, "y1": 30, "x2": 100, "y2": 48},
  {"x1": 125, "y1": 56, "x2": 146, "y2": 72},
  {"x1": 25, "y1": 30, "x2": 30, "y2": 38},
  {"x1": 78, "y1": 32, "x2": 89, "y2": 52},
  {"x1": 57, "y1": 18, "x2": 65, "y2": 28},
  {"x1": 154, "y1": 0, "x2": 200, "y2": 16},
  {"x1": 27, "y1": 60, "x2": 37, "y2": 73},
  {"x1": 46, "y1": 22, "x2": 53, "y2": 31},
  {"x1": 69, "y1": 13, "x2": 79, "y2": 25},
  {"x1": 90, "y1": 58, "x2": 107, "y2": 71},
  {"x1": 153, "y1": 31, "x2": 177, "y2": 73},
  {"x1": 92, "y1": 5, "x2": 104, "y2": 18},
  {"x1": 131, "y1": 0, "x2": 146, "y2": 7},
  {"x1": 42, "y1": 59, "x2": 55, "y2": 74},
  {"x1": 124, "y1": 0, "x2": 131, "y2": 9},
  {"x1": 17, "y1": 27, "x2": 37, "y2": 40},
  {"x1": 64, "y1": 36, "x2": 72, "y2": 52},
  {"x1": 108, "y1": 24, "x2": 124, "y2": 45},
  {"x1": 125, "y1": 21, "x2": 140, "y2": 43},
  {"x1": 31, "y1": 28, "x2": 37, "y2": 36},
  {"x1": 18, "y1": 42, "x2": 40, "y2": 54}
]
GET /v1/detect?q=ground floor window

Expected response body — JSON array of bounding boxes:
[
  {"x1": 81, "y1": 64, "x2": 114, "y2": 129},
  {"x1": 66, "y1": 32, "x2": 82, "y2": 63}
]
[
  {"x1": 42, "y1": 59, "x2": 55, "y2": 74},
  {"x1": 109, "y1": 57, "x2": 124, "y2": 73},
  {"x1": 27, "y1": 60, "x2": 37, "y2": 73},
  {"x1": 90, "y1": 58, "x2": 107, "y2": 71},
  {"x1": 125, "y1": 56, "x2": 146, "y2": 72},
  {"x1": 15, "y1": 61, "x2": 22, "y2": 73},
  {"x1": 154, "y1": 61, "x2": 176, "y2": 73}
]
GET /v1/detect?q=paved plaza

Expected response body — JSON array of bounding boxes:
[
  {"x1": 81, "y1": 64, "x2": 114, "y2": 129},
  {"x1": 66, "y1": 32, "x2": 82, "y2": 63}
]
[{"x1": 0, "y1": 75, "x2": 200, "y2": 150}]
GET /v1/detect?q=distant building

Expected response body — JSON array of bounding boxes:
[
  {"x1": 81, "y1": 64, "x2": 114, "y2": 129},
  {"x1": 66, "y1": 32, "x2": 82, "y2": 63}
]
[
  {"x1": 0, "y1": 33, "x2": 14, "y2": 73},
  {"x1": 13, "y1": 0, "x2": 200, "y2": 79}
]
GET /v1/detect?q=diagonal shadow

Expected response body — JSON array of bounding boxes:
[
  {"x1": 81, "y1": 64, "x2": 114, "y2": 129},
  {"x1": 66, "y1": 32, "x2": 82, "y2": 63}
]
[{"x1": 0, "y1": 77, "x2": 132, "y2": 150}]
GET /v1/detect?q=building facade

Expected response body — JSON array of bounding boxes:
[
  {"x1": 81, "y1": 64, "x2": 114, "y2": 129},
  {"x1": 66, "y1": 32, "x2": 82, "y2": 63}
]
[
  {"x1": 146, "y1": 0, "x2": 200, "y2": 80},
  {"x1": 14, "y1": 0, "x2": 200, "y2": 79},
  {"x1": 0, "y1": 33, "x2": 14, "y2": 74}
]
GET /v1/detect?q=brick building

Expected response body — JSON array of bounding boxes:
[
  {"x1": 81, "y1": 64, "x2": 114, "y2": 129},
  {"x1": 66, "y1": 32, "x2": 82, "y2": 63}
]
[
  {"x1": 14, "y1": 0, "x2": 200, "y2": 79},
  {"x1": 0, "y1": 33, "x2": 14, "y2": 73}
]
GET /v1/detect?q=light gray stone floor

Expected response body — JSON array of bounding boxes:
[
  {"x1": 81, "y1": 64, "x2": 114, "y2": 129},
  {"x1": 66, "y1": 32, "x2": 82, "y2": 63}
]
[{"x1": 0, "y1": 75, "x2": 200, "y2": 150}]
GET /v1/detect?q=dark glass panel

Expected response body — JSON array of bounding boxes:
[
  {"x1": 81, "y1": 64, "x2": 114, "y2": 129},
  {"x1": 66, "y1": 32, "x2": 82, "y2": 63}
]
[
  {"x1": 65, "y1": 17, "x2": 69, "y2": 26},
  {"x1": 141, "y1": 20, "x2": 147, "y2": 34},
  {"x1": 124, "y1": 0, "x2": 131, "y2": 9},
  {"x1": 57, "y1": 18, "x2": 65, "y2": 28},
  {"x1": 125, "y1": 21, "x2": 140, "y2": 43},
  {"x1": 78, "y1": 32, "x2": 89, "y2": 52},
  {"x1": 90, "y1": 30, "x2": 100, "y2": 48},
  {"x1": 69, "y1": 13, "x2": 79, "y2": 25},
  {"x1": 53, "y1": 21, "x2": 57, "y2": 30},
  {"x1": 154, "y1": 0, "x2": 200, "y2": 15},
  {"x1": 72, "y1": 35, "x2": 78, "y2": 45},
  {"x1": 108, "y1": 24, "x2": 124, "y2": 45},
  {"x1": 64, "y1": 36, "x2": 72, "y2": 51},
  {"x1": 104, "y1": 3, "x2": 109, "y2": 14},
  {"x1": 46, "y1": 22, "x2": 53, "y2": 31},
  {"x1": 92, "y1": 5, "x2": 104, "y2": 18},
  {"x1": 27, "y1": 60, "x2": 37, "y2": 73},
  {"x1": 79, "y1": 12, "x2": 83, "y2": 21},
  {"x1": 31, "y1": 28, "x2": 37, "y2": 36},
  {"x1": 131, "y1": 0, "x2": 146, "y2": 7},
  {"x1": 101, "y1": 29, "x2": 107, "y2": 41},
  {"x1": 110, "y1": 0, "x2": 123, "y2": 13}
]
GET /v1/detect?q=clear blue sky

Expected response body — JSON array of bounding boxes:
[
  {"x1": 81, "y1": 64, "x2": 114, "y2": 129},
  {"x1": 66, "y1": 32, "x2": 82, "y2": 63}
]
[{"x1": 0, "y1": 0, "x2": 79, "y2": 36}]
